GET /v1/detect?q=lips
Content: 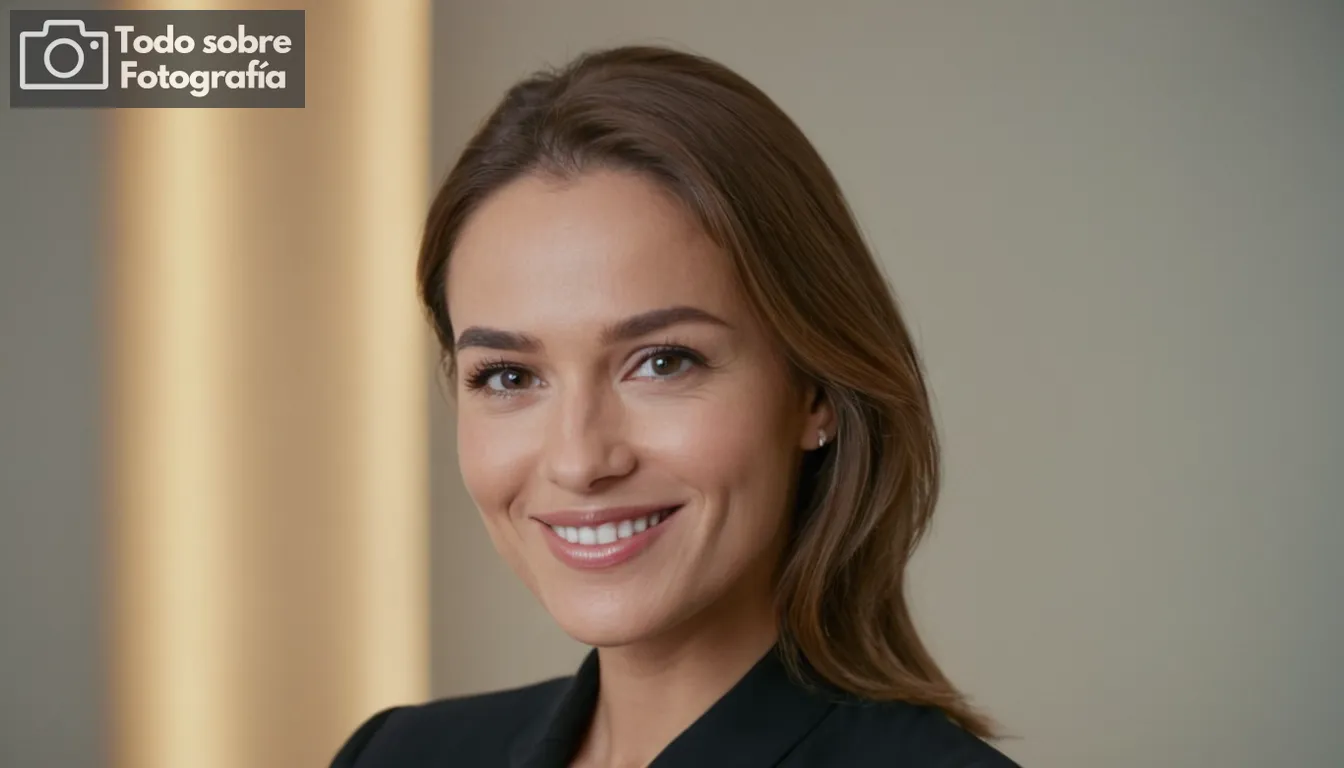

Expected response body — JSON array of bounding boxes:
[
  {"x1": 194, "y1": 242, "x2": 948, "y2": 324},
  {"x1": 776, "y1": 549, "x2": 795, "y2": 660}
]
[{"x1": 535, "y1": 504, "x2": 682, "y2": 570}]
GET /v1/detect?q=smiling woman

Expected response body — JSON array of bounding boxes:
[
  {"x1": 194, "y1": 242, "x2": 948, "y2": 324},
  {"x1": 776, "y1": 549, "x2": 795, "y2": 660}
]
[{"x1": 332, "y1": 45, "x2": 1019, "y2": 768}]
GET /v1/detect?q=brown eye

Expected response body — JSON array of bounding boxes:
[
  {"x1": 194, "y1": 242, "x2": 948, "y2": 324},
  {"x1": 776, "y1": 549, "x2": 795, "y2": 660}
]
[
  {"x1": 487, "y1": 368, "x2": 534, "y2": 392},
  {"x1": 633, "y1": 350, "x2": 695, "y2": 379},
  {"x1": 652, "y1": 355, "x2": 680, "y2": 375}
]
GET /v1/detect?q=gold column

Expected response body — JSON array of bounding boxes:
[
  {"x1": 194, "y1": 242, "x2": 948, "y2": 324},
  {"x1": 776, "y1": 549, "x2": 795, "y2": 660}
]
[{"x1": 105, "y1": 2, "x2": 431, "y2": 766}]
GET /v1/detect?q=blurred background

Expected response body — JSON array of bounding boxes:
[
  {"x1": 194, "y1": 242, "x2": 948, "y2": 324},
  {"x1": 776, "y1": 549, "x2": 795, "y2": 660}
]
[{"x1": 2, "y1": 0, "x2": 1341, "y2": 766}]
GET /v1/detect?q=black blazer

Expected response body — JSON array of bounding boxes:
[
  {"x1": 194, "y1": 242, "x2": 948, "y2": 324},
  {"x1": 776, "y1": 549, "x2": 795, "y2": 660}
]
[{"x1": 331, "y1": 646, "x2": 1020, "y2": 767}]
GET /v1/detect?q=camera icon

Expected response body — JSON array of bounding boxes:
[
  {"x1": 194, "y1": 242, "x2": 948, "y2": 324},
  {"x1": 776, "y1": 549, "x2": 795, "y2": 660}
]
[{"x1": 18, "y1": 20, "x2": 110, "y2": 90}]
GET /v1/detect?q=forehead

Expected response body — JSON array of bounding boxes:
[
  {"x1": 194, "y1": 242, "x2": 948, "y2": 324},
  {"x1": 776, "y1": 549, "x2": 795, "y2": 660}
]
[{"x1": 446, "y1": 170, "x2": 744, "y2": 335}]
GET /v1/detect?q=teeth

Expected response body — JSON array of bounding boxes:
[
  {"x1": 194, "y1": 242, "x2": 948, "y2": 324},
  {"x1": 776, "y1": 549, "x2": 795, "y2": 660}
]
[{"x1": 550, "y1": 509, "x2": 674, "y2": 546}]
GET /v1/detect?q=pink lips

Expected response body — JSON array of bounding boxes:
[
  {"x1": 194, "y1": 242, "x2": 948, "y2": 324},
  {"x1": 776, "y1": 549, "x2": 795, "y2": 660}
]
[{"x1": 535, "y1": 504, "x2": 681, "y2": 570}]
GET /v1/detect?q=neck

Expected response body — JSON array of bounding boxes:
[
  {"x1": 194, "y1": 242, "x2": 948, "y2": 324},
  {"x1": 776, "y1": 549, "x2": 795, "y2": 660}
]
[{"x1": 572, "y1": 585, "x2": 778, "y2": 768}]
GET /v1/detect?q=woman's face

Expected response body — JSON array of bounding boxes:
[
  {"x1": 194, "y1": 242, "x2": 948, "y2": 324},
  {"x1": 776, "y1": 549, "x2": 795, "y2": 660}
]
[{"x1": 446, "y1": 170, "x2": 827, "y2": 647}]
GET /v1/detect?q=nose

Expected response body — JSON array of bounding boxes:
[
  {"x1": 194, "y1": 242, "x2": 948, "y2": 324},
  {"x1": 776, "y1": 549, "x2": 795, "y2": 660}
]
[{"x1": 542, "y1": 382, "x2": 636, "y2": 493}]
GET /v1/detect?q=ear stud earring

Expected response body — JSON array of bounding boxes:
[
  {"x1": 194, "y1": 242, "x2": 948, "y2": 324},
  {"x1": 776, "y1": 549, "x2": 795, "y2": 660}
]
[{"x1": 817, "y1": 429, "x2": 828, "y2": 449}]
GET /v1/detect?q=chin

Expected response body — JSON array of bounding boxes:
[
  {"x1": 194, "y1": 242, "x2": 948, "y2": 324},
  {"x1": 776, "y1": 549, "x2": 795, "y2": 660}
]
[{"x1": 542, "y1": 590, "x2": 677, "y2": 648}]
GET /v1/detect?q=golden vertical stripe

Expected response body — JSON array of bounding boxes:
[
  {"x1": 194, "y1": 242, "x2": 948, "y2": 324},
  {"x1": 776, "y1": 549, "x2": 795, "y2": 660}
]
[
  {"x1": 108, "y1": 104, "x2": 239, "y2": 768},
  {"x1": 107, "y1": 2, "x2": 432, "y2": 766},
  {"x1": 350, "y1": 0, "x2": 433, "y2": 712}
]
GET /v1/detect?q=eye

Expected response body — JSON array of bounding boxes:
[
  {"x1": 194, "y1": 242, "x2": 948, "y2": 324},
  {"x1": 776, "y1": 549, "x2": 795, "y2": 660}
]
[
  {"x1": 464, "y1": 361, "x2": 537, "y2": 395},
  {"x1": 484, "y1": 367, "x2": 535, "y2": 392},
  {"x1": 631, "y1": 348, "x2": 697, "y2": 380}
]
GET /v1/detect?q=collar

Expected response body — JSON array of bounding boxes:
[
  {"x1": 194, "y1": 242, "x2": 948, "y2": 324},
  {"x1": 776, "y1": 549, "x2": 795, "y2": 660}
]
[{"x1": 509, "y1": 645, "x2": 839, "y2": 768}]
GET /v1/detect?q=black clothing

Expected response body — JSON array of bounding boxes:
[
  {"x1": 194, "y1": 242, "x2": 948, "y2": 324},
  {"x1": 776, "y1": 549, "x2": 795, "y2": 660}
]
[{"x1": 331, "y1": 646, "x2": 1020, "y2": 767}]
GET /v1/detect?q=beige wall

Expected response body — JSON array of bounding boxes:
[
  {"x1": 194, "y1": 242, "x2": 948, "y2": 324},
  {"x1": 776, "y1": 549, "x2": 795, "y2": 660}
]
[{"x1": 427, "y1": 2, "x2": 1344, "y2": 766}]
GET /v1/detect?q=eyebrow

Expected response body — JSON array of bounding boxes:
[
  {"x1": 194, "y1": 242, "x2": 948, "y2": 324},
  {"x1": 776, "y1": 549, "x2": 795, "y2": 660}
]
[{"x1": 453, "y1": 305, "x2": 731, "y2": 353}]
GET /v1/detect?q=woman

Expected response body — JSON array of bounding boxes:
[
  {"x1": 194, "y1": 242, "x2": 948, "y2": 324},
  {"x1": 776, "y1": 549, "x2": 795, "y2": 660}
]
[{"x1": 333, "y1": 45, "x2": 1019, "y2": 768}]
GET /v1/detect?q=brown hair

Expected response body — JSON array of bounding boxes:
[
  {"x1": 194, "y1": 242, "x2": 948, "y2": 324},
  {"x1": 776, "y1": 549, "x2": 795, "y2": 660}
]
[{"x1": 416, "y1": 45, "x2": 997, "y2": 739}]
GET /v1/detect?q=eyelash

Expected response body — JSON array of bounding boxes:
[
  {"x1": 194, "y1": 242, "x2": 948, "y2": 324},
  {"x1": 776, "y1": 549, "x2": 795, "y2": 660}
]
[
  {"x1": 462, "y1": 356, "x2": 512, "y2": 392},
  {"x1": 462, "y1": 342, "x2": 708, "y2": 396}
]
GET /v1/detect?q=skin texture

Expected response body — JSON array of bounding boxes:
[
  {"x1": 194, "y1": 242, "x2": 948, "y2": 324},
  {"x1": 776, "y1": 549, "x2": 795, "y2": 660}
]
[{"x1": 446, "y1": 169, "x2": 832, "y2": 767}]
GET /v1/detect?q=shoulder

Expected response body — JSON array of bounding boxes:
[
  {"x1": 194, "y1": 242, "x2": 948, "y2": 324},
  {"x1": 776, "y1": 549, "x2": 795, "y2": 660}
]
[
  {"x1": 797, "y1": 697, "x2": 1021, "y2": 767},
  {"x1": 329, "y1": 676, "x2": 573, "y2": 767}
]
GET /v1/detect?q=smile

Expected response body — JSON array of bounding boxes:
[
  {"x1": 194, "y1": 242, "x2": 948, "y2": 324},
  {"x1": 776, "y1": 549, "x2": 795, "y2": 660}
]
[
  {"x1": 548, "y1": 507, "x2": 674, "y2": 545},
  {"x1": 536, "y1": 504, "x2": 682, "y2": 570}
]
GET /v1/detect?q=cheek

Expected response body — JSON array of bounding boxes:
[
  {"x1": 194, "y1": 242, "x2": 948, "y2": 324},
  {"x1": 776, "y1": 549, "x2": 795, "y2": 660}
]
[
  {"x1": 637, "y1": 378, "x2": 801, "y2": 505},
  {"x1": 455, "y1": 407, "x2": 535, "y2": 518},
  {"x1": 455, "y1": 406, "x2": 547, "y2": 590}
]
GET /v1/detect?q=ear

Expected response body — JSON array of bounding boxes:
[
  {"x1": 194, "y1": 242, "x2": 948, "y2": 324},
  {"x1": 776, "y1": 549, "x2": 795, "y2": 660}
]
[{"x1": 798, "y1": 383, "x2": 836, "y2": 451}]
